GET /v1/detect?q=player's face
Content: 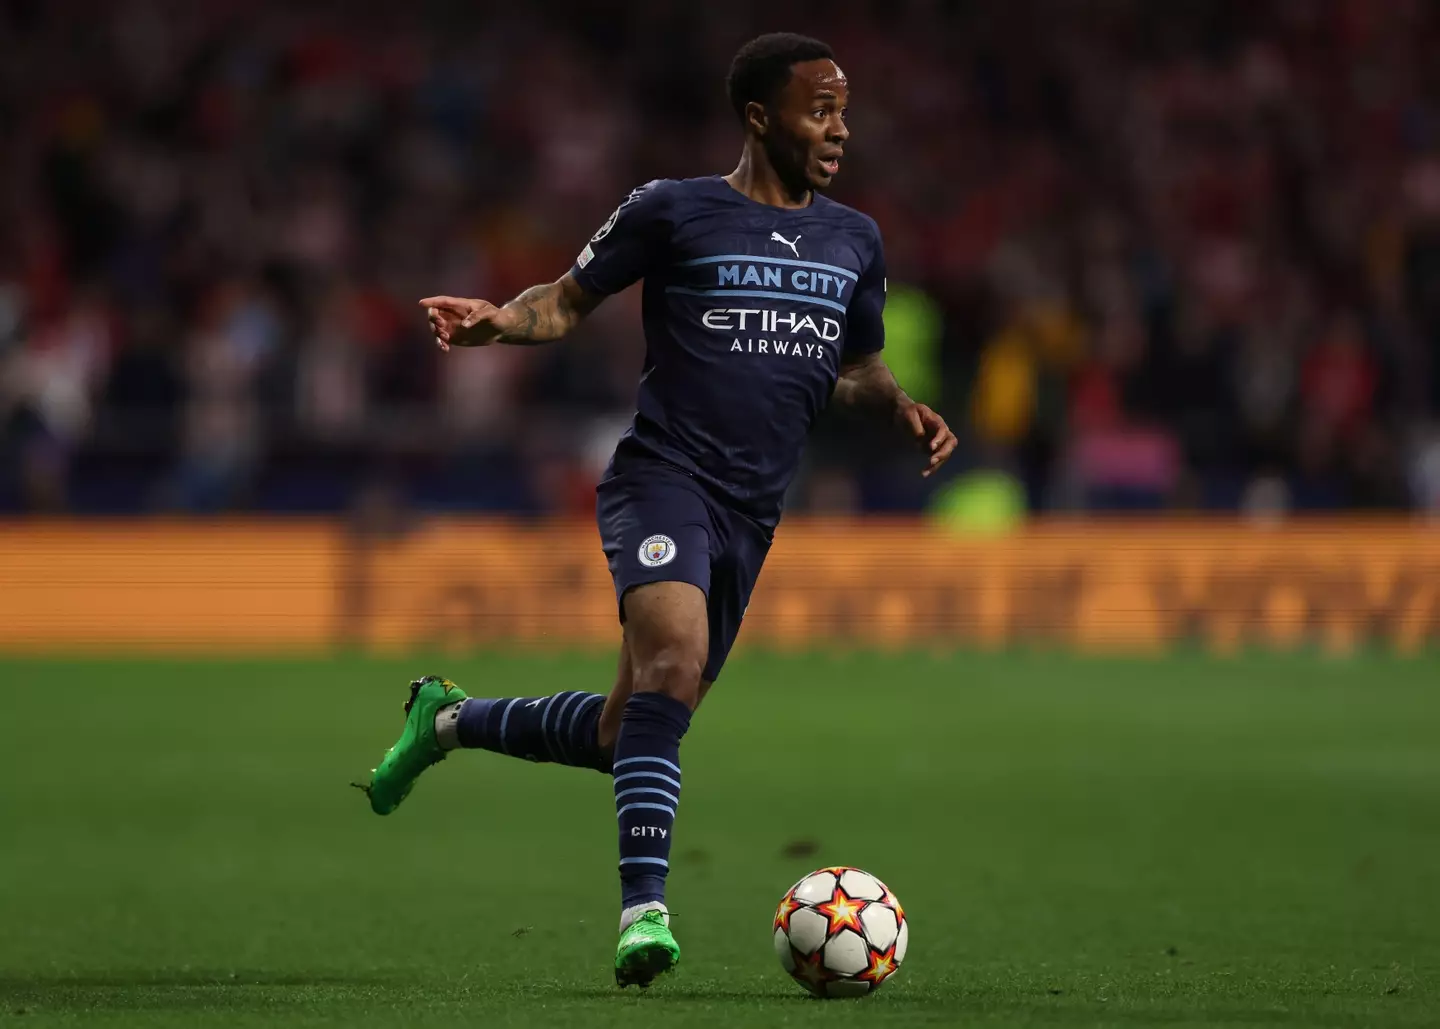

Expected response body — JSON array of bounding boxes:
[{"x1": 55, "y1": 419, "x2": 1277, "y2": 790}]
[{"x1": 767, "y1": 59, "x2": 850, "y2": 191}]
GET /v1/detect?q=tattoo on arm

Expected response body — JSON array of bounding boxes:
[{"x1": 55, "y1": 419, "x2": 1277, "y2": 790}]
[
  {"x1": 833, "y1": 353, "x2": 910, "y2": 420},
  {"x1": 495, "y1": 283, "x2": 566, "y2": 343},
  {"x1": 495, "y1": 275, "x2": 603, "y2": 344}
]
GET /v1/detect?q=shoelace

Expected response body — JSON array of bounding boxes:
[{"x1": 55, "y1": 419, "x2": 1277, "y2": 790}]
[{"x1": 628, "y1": 911, "x2": 678, "y2": 937}]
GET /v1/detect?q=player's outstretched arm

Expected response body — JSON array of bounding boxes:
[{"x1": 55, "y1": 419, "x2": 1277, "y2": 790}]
[
  {"x1": 833, "y1": 351, "x2": 958, "y2": 478},
  {"x1": 421, "y1": 273, "x2": 603, "y2": 351}
]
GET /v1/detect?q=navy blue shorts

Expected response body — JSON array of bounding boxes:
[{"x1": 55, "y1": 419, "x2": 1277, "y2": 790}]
[{"x1": 596, "y1": 460, "x2": 772, "y2": 682}]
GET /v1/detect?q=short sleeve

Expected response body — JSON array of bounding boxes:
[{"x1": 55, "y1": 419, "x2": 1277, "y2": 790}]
[
  {"x1": 843, "y1": 221, "x2": 887, "y2": 358},
  {"x1": 569, "y1": 180, "x2": 672, "y2": 296}
]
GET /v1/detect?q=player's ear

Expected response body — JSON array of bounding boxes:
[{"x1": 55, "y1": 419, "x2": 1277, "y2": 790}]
[{"x1": 745, "y1": 100, "x2": 770, "y2": 137}]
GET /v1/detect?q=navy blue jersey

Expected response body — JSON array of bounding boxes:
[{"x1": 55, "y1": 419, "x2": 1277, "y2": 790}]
[{"x1": 570, "y1": 175, "x2": 886, "y2": 527}]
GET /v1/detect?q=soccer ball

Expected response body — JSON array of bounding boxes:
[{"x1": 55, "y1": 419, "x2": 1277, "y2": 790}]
[{"x1": 773, "y1": 866, "x2": 908, "y2": 998}]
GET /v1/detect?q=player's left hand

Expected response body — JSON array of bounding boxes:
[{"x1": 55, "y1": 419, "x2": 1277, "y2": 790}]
[{"x1": 897, "y1": 401, "x2": 958, "y2": 478}]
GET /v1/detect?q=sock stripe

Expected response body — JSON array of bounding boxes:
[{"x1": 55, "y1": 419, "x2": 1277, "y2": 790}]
[
  {"x1": 613, "y1": 755, "x2": 682, "y2": 775},
  {"x1": 568, "y1": 694, "x2": 603, "y2": 739},
  {"x1": 550, "y1": 692, "x2": 582, "y2": 762},
  {"x1": 613, "y1": 770, "x2": 682, "y2": 790},
  {"x1": 618, "y1": 802, "x2": 676, "y2": 818},
  {"x1": 561, "y1": 694, "x2": 601, "y2": 765},
  {"x1": 455, "y1": 691, "x2": 607, "y2": 771},
  {"x1": 614, "y1": 775, "x2": 679, "y2": 796},
  {"x1": 539, "y1": 692, "x2": 566, "y2": 761},
  {"x1": 616, "y1": 787, "x2": 679, "y2": 805},
  {"x1": 619, "y1": 857, "x2": 669, "y2": 868},
  {"x1": 497, "y1": 697, "x2": 520, "y2": 755},
  {"x1": 612, "y1": 692, "x2": 691, "y2": 911}
]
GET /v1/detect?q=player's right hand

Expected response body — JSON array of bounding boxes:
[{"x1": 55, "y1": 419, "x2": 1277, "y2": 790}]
[{"x1": 419, "y1": 296, "x2": 514, "y2": 351}]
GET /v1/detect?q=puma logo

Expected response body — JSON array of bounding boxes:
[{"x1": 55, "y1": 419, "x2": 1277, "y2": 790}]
[
  {"x1": 770, "y1": 231, "x2": 801, "y2": 257},
  {"x1": 525, "y1": 698, "x2": 544, "y2": 709}
]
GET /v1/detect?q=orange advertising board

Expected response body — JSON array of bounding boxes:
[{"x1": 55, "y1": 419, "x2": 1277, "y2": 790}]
[
  {"x1": 1, "y1": 519, "x2": 1436, "y2": 654},
  {"x1": 0, "y1": 521, "x2": 339, "y2": 652},
  {"x1": 365, "y1": 519, "x2": 1440, "y2": 655}
]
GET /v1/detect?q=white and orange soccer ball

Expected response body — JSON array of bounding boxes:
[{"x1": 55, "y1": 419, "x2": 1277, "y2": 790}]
[{"x1": 772, "y1": 866, "x2": 908, "y2": 998}]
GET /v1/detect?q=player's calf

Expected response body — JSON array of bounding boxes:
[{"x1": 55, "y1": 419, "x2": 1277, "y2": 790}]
[
  {"x1": 609, "y1": 581, "x2": 706, "y2": 974},
  {"x1": 435, "y1": 690, "x2": 611, "y2": 772},
  {"x1": 355, "y1": 677, "x2": 613, "y2": 817}
]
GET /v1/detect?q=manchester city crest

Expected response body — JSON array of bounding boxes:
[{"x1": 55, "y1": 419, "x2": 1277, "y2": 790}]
[{"x1": 637, "y1": 534, "x2": 677, "y2": 568}]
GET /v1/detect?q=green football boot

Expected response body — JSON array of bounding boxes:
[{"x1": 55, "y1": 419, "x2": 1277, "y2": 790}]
[
  {"x1": 615, "y1": 910, "x2": 680, "y2": 988},
  {"x1": 353, "y1": 675, "x2": 467, "y2": 815}
]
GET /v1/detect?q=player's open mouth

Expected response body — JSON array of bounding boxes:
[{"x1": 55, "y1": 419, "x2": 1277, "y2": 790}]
[{"x1": 819, "y1": 157, "x2": 841, "y2": 176}]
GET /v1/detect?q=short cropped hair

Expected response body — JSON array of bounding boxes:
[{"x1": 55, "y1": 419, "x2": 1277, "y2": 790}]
[{"x1": 726, "y1": 33, "x2": 834, "y2": 122}]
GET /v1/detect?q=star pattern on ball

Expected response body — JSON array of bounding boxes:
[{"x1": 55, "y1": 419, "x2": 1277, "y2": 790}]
[
  {"x1": 790, "y1": 946, "x2": 829, "y2": 990},
  {"x1": 881, "y1": 885, "x2": 905, "y2": 923},
  {"x1": 815, "y1": 887, "x2": 865, "y2": 936},
  {"x1": 774, "y1": 893, "x2": 801, "y2": 933},
  {"x1": 857, "y1": 943, "x2": 898, "y2": 984}
]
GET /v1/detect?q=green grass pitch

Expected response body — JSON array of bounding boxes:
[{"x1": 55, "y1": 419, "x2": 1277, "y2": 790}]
[{"x1": 1, "y1": 651, "x2": 1437, "y2": 1028}]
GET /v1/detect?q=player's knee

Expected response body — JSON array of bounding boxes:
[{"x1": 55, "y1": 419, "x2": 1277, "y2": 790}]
[{"x1": 633, "y1": 646, "x2": 704, "y2": 709}]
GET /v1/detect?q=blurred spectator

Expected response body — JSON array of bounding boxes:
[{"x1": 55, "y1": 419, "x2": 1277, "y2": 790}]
[{"x1": 2, "y1": 0, "x2": 1439, "y2": 515}]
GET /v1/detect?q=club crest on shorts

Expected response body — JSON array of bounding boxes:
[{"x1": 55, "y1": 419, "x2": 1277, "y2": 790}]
[{"x1": 638, "y1": 534, "x2": 677, "y2": 568}]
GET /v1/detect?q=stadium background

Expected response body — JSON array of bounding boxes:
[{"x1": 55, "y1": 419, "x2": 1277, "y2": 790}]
[{"x1": 2, "y1": 2, "x2": 1437, "y2": 1027}]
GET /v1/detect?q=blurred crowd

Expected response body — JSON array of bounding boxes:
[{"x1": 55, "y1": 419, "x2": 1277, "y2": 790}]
[{"x1": 3, "y1": 0, "x2": 1440, "y2": 517}]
